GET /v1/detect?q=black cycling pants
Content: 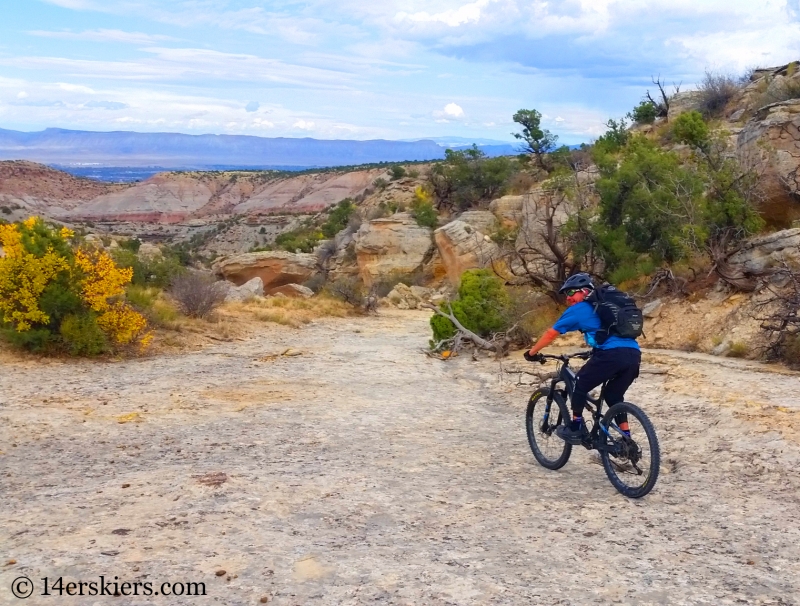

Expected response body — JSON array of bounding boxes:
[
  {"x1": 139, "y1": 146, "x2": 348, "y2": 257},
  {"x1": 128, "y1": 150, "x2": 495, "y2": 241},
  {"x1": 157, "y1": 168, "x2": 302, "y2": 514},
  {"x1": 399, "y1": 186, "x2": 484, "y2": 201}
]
[{"x1": 571, "y1": 347, "x2": 641, "y2": 417}]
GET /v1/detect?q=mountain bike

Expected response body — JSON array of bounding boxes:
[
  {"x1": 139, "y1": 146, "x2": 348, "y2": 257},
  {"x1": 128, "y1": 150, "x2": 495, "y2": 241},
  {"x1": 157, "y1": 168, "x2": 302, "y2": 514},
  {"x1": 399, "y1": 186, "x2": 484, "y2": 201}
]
[{"x1": 525, "y1": 351, "x2": 660, "y2": 498}]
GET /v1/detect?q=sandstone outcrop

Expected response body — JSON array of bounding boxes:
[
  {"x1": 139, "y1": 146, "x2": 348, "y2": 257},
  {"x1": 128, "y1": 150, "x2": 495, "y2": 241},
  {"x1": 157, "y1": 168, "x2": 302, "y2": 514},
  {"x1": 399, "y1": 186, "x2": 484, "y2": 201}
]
[
  {"x1": 382, "y1": 283, "x2": 447, "y2": 309},
  {"x1": 434, "y1": 220, "x2": 500, "y2": 284},
  {"x1": 668, "y1": 91, "x2": 705, "y2": 122},
  {"x1": 271, "y1": 283, "x2": 314, "y2": 298},
  {"x1": 353, "y1": 214, "x2": 434, "y2": 284},
  {"x1": 456, "y1": 210, "x2": 498, "y2": 234},
  {"x1": 728, "y1": 228, "x2": 800, "y2": 273},
  {"x1": 489, "y1": 195, "x2": 524, "y2": 227},
  {"x1": 737, "y1": 100, "x2": 800, "y2": 205},
  {"x1": 214, "y1": 251, "x2": 317, "y2": 294}
]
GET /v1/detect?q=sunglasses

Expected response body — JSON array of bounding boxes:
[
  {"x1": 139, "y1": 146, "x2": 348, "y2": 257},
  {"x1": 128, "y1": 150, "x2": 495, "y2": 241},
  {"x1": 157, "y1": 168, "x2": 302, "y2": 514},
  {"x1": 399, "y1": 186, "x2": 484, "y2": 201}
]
[{"x1": 564, "y1": 289, "x2": 581, "y2": 297}]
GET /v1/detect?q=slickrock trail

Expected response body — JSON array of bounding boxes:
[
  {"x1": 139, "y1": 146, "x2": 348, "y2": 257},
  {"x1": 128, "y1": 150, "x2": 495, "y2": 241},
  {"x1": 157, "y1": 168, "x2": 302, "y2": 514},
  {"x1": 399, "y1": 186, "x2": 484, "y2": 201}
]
[{"x1": 2, "y1": 310, "x2": 800, "y2": 605}]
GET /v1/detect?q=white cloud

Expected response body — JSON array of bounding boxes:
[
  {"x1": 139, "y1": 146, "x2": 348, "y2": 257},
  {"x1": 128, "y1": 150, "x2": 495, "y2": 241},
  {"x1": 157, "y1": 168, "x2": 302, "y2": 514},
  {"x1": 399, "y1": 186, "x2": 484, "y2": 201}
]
[
  {"x1": 58, "y1": 82, "x2": 96, "y2": 93},
  {"x1": 444, "y1": 102, "x2": 464, "y2": 117},
  {"x1": 293, "y1": 120, "x2": 315, "y2": 130},
  {"x1": 28, "y1": 29, "x2": 175, "y2": 44},
  {"x1": 395, "y1": 0, "x2": 498, "y2": 27},
  {"x1": 0, "y1": 48, "x2": 357, "y2": 90},
  {"x1": 17, "y1": 91, "x2": 28, "y2": 99}
]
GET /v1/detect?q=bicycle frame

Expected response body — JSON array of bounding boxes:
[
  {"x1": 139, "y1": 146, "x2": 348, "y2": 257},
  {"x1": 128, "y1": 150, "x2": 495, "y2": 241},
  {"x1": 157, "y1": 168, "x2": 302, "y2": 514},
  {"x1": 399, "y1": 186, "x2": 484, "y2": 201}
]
[{"x1": 542, "y1": 353, "x2": 625, "y2": 453}]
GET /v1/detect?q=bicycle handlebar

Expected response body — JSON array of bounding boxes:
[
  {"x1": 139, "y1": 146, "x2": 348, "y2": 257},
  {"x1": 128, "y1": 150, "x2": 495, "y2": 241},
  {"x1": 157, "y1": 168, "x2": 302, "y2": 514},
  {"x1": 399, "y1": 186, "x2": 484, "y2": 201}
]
[{"x1": 527, "y1": 351, "x2": 593, "y2": 364}]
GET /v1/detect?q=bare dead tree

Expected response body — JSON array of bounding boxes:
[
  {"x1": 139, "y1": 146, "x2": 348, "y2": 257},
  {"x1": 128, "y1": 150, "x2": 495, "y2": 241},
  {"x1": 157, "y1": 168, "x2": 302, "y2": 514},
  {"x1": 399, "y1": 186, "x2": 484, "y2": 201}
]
[
  {"x1": 492, "y1": 168, "x2": 601, "y2": 301},
  {"x1": 645, "y1": 75, "x2": 681, "y2": 117},
  {"x1": 756, "y1": 264, "x2": 800, "y2": 364},
  {"x1": 635, "y1": 268, "x2": 688, "y2": 298}
]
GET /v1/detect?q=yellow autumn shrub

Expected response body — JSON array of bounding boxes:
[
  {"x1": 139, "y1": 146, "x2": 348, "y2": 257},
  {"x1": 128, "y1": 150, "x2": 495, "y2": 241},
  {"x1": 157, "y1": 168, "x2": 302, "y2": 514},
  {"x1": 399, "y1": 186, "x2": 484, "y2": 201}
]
[
  {"x1": 0, "y1": 217, "x2": 151, "y2": 354},
  {"x1": 0, "y1": 221, "x2": 70, "y2": 330}
]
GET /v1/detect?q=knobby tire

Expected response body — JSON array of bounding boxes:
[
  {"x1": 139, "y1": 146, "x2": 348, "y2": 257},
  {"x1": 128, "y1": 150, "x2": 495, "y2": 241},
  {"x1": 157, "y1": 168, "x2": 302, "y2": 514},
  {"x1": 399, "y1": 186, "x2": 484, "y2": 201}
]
[{"x1": 526, "y1": 388, "x2": 572, "y2": 470}]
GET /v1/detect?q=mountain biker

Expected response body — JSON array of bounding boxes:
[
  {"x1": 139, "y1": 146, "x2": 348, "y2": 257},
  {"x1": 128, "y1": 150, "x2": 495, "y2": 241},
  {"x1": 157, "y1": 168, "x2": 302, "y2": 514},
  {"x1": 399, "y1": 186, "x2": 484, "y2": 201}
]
[{"x1": 525, "y1": 273, "x2": 641, "y2": 445}]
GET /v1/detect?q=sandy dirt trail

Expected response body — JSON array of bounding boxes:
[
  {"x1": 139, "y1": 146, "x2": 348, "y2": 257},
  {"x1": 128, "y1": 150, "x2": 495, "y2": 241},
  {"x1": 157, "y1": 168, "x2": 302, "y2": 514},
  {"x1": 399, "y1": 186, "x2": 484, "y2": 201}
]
[{"x1": 1, "y1": 310, "x2": 800, "y2": 605}]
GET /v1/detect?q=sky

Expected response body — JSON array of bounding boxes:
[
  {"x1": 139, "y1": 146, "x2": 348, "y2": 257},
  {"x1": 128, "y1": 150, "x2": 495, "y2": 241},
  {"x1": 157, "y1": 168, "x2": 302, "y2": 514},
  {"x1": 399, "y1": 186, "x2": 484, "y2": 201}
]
[{"x1": 1, "y1": 0, "x2": 799, "y2": 145}]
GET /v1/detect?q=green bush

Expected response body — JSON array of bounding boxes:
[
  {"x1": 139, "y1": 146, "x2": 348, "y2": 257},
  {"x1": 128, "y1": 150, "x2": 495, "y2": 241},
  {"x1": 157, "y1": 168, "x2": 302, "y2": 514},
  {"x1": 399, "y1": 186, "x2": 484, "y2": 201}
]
[
  {"x1": 1, "y1": 327, "x2": 54, "y2": 352},
  {"x1": 629, "y1": 101, "x2": 658, "y2": 124},
  {"x1": 430, "y1": 269, "x2": 510, "y2": 344},
  {"x1": 390, "y1": 165, "x2": 406, "y2": 180},
  {"x1": 428, "y1": 146, "x2": 516, "y2": 211},
  {"x1": 111, "y1": 249, "x2": 187, "y2": 288},
  {"x1": 60, "y1": 313, "x2": 108, "y2": 356},
  {"x1": 672, "y1": 110, "x2": 710, "y2": 150},
  {"x1": 321, "y1": 199, "x2": 355, "y2": 238},
  {"x1": 118, "y1": 238, "x2": 142, "y2": 253}
]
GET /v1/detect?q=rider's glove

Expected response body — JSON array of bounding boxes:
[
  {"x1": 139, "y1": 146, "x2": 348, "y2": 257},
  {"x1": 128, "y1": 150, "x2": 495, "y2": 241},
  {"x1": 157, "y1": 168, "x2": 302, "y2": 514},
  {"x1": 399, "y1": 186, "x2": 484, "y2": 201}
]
[{"x1": 524, "y1": 351, "x2": 545, "y2": 363}]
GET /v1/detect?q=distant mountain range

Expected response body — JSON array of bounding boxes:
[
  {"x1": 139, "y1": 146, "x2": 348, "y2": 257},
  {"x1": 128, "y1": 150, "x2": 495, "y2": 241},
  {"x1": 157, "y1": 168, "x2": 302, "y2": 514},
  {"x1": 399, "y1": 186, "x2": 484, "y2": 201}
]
[{"x1": 0, "y1": 128, "x2": 519, "y2": 170}]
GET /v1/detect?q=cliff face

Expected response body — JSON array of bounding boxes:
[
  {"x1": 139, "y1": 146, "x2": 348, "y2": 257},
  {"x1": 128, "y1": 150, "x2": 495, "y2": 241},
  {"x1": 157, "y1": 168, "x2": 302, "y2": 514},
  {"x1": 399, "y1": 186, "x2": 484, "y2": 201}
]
[
  {"x1": 0, "y1": 162, "x2": 386, "y2": 224},
  {"x1": 0, "y1": 161, "x2": 130, "y2": 220}
]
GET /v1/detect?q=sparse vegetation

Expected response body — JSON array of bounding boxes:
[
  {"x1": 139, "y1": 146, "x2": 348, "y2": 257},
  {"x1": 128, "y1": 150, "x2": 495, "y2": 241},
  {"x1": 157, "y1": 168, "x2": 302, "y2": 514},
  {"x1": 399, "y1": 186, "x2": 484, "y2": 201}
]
[
  {"x1": 409, "y1": 187, "x2": 438, "y2": 228},
  {"x1": 727, "y1": 341, "x2": 749, "y2": 358},
  {"x1": 697, "y1": 70, "x2": 742, "y2": 117},
  {"x1": 169, "y1": 272, "x2": 227, "y2": 319},
  {"x1": 428, "y1": 146, "x2": 516, "y2": 211}
]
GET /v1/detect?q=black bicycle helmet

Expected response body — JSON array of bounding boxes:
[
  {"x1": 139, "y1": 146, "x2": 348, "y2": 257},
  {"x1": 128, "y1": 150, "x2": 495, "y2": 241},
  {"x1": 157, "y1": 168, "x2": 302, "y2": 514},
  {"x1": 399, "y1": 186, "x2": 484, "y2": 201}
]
[{"x1": 559, "y1": 272, "x2": 594, "y2": 294}]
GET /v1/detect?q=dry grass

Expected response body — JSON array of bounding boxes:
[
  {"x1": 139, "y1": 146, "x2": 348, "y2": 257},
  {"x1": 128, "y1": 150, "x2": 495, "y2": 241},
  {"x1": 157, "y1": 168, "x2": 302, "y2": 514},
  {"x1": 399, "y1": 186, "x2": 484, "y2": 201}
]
[{"x1": 223, "y1": 295, "x2": 351, "y2": 328}]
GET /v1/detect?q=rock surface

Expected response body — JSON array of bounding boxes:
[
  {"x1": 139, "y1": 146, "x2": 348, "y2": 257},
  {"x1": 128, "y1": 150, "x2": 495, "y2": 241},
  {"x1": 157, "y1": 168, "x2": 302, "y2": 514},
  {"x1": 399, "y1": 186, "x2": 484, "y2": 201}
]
[
  {"x1": 489, "y1": 195, "x2": 524, "y2": 226},
  {"x1": 456, "y1": 210, "x2": 497, "y2": 234},
  {"x1": 434, "y1": 220, "x2": 500, "y2": 284},
  {"x1": 737, "y1": 100, "x2": 800, "y2": 205},
  {"x1": 667, "y1": 91, "x2": 705, "y2": 122},
  {"x1": 1, "y1": 312, "x2": 799, "y2": 605},
  {"x1": 728, "y1": 227, "x2": 800, "y2": 273},
  {"x1": 271, "y1": 283, "x2": 314, "y2": 298},
  {"x1": 353, "y1": 214, "x2": 434, "y2": 284},
  {"x1": 214, "y1": 251, "x2": 317, "y2": 294},
  {"x1": 222, "y1": 277, "x2": 264, "y2": 302}
]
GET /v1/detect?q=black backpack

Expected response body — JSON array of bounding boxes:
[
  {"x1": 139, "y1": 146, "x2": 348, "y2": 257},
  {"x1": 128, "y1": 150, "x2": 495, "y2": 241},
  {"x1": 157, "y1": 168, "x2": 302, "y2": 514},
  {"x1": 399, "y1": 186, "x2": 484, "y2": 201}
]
[{"x1": 585, "y1": 284, "x2": 644, "y2": 344}]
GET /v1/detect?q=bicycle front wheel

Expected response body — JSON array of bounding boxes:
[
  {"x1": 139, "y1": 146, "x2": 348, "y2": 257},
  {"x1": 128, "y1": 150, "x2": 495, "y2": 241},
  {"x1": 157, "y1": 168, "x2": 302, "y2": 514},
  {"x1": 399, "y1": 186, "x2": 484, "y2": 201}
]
[
  {"x1": 526, "y1": 387, "x2": 572, "y2": 470},
  {"x1": 600, "y1": 402, "x2": 660, "y2": 498}
]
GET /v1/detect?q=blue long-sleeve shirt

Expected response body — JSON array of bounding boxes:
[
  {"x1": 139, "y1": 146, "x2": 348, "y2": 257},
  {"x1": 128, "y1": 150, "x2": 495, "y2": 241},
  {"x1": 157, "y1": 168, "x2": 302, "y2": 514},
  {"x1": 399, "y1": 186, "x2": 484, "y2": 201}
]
[{"x1": 552, "y1": 301, "x2": 640, "y2": 350}]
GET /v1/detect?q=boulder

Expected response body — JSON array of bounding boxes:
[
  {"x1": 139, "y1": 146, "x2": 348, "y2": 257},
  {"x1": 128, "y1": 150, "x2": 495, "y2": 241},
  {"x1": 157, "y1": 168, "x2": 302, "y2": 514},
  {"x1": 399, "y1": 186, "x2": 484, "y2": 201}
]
[
  {"x1": 384, "y1": 283, "x2": 436, "y2": 309},
  {"x1": 457, "y1": 210, "x2": 498, "y2": 234},
  {"x1": 222, "y1": 277, "x2": 264, "y2": 302},
  {"x1": 214, "y1": 250, "x2": 317, "y2": 294},
  {"x1": 667, "y1": 91, "x2": 705, "y2": 122},
  {"x1": 353, "y1": 214, "x2": 434, "y2": 285},
  {"x1": 489, "y1": 195, "x2": 524, "y2": 226},
  {"x1": 642, "y1": 299, "x2": 663, "y2": 318},
  {"x1": 434, "y1": 220, "x2": 501, "y2": 284},
  {"x1": 737, "y1": 100, "x2": 800, "y2": 205},
  {"x1": 728, "y1": 228, "x2": 800, "y2": 273},
  {"x1": 272, "y1": 283, "x2": 314, "y2": 298}
]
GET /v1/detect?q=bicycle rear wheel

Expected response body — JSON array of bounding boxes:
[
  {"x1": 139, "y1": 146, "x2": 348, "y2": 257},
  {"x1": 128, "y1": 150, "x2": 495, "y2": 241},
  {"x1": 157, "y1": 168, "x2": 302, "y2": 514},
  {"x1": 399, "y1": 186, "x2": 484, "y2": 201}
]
[
  {"x1": 600, "y1": 402, "x2": 660, "y2": 498},
  {"x1": 526, "y1": 388, "x2": 572, "y2": 470}
]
